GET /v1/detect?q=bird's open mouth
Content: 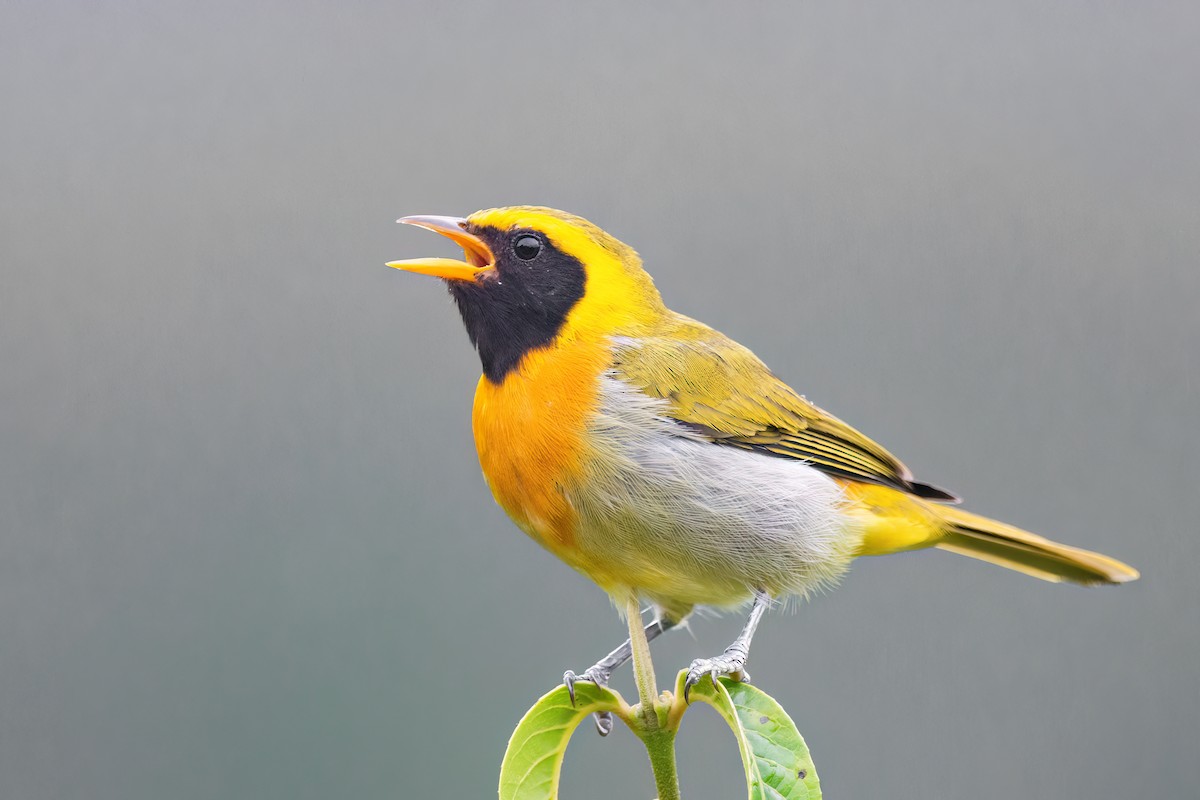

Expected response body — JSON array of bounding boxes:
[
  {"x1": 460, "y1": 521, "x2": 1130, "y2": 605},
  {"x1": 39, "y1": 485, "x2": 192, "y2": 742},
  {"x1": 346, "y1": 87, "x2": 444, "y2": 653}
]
[{"x1": 387, "y1": 215, "x2": 495, "y2": 281}]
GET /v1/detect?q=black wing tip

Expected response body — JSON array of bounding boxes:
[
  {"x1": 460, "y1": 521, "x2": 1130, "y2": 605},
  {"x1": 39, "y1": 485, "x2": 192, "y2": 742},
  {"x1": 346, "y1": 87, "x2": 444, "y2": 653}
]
[{"x1": 910, "y1": 481, "x2": 961, "y2": 504}]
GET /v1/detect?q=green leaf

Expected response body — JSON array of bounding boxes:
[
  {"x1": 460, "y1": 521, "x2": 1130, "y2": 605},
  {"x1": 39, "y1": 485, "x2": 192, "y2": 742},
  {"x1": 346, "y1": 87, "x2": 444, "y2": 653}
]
[
  {"x1": 498, "y1": 682, "x2": 629, "y2": 800},
  {"x1": 681, "y1": 672, "x2": 822, "y2": 800}
]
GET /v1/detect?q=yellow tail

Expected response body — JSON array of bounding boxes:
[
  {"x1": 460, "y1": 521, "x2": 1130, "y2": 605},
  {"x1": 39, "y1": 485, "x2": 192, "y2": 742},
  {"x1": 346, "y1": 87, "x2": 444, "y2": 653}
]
[{"x1": 932, "y1": 505, "x2": 1139, "y2": 585}]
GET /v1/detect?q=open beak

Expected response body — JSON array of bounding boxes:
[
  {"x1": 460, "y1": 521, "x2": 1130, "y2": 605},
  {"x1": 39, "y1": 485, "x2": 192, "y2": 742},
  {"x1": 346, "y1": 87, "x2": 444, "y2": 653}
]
[{"x1": 387, "y1": 215, "x2": 494, "y2": 282}]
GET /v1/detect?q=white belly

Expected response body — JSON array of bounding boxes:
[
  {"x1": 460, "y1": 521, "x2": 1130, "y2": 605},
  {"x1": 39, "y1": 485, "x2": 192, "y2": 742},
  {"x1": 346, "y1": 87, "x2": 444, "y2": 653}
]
[{"x1": 566, "y1": 375, "x2": 864, "y2": 612}]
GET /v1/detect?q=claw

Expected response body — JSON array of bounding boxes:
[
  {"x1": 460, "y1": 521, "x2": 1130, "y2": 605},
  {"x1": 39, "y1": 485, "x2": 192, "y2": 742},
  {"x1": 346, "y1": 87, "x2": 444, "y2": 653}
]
[
  {"x1": 564, "y1": 670, "x2": 579, "y2": 706},
  {"x1": 682, "y1": 668, "x2": 704, "y2": 703},
  {"x1": 563, "y1": 666, "x2": 612, "y2": 735}
]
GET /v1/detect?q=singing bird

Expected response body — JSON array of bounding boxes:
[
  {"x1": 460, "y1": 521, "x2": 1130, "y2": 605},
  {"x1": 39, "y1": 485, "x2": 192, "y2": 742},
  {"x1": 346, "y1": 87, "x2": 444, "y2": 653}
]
[{"x1": 388, "y1": 206, "x2": 1137, "y2": 733}]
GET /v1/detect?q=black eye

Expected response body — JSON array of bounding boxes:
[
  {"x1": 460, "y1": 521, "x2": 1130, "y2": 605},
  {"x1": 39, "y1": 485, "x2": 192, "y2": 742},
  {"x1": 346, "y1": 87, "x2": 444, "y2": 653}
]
[{"x1": 513, "y1": 235, "x2": 542, "y2": 261}]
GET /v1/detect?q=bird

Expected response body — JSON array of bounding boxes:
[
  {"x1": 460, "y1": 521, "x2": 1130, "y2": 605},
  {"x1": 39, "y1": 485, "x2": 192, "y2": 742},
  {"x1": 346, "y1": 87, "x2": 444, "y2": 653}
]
[{"x1": 387, "y1": 206, "x2": 1138, "y2": 734}]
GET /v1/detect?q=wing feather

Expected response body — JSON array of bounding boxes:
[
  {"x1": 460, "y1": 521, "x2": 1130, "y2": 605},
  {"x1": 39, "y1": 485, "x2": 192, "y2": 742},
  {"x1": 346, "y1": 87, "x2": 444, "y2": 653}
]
[{"x1": 610, "y1": 314, "x2": 958, "y2": 502}]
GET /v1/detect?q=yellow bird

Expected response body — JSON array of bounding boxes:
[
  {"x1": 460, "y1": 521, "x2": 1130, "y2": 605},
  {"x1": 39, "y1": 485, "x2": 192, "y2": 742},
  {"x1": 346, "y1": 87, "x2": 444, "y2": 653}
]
[{"x1": 388, "y1": 206, "x2": 1137, "y2": 733}]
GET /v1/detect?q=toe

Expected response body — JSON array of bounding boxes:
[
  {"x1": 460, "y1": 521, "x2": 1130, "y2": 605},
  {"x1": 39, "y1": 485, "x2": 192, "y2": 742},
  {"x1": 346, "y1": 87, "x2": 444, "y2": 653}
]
[{"x1": 563, "y1": 666, "x2": 612, "y2": 707}]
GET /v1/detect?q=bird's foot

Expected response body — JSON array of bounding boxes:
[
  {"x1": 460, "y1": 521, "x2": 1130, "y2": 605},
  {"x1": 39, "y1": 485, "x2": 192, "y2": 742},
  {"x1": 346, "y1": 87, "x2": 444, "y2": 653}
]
[
  {"x1": 563, "y1": 665, "x2": 615, "y2": 736},
  {"x1": 683, "y1": 652, "x2": 751, "y2": 702}
]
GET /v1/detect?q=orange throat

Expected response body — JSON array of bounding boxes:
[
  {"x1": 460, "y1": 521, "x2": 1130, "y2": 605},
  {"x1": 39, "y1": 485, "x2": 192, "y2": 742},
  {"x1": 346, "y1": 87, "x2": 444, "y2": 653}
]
[{"x1": 470, "y1": 339, "x2": 609, "y2": 559}]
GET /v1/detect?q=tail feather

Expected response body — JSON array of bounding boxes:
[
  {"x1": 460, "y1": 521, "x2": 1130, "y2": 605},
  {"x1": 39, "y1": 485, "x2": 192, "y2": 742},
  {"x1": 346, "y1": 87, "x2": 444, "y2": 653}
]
[{"x1": 933, "y1": 505, "x2": 1139, "y2": 586}]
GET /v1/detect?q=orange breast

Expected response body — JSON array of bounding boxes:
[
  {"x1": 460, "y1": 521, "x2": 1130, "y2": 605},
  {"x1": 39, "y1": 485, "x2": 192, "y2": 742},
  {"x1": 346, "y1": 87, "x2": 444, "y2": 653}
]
[{"x1": 471, "y1": 339, "x2": 609, "y2": 558}]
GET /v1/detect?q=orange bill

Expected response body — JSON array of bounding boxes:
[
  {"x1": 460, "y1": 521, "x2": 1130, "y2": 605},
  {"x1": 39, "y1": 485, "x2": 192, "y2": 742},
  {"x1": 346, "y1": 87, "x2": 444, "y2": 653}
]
[{"x1": 387, "y1": 215, "x2": 495, "y2": 282}]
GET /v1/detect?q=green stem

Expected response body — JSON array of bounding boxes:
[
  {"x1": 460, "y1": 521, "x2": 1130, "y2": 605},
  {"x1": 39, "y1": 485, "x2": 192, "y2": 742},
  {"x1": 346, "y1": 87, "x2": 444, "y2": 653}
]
[
  {"x1": 640, "y1": 727, "x2": 680, "y2": 800},
  {"x1": 624, "y1": 593, "x2": 681, "y2": 799},
  {"x1": 625, "y1": 593, "x2": 658, "y2": 726}
]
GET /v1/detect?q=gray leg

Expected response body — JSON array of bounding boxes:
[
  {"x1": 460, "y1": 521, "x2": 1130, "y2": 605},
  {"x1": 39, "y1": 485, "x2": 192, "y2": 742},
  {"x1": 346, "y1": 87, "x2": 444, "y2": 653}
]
[
  {"x1": 564, "y1": 616, "x2": 680, "y2": 736},
  {"x1": 683, "y1": 590, "x2": 770, "y2": 702}
]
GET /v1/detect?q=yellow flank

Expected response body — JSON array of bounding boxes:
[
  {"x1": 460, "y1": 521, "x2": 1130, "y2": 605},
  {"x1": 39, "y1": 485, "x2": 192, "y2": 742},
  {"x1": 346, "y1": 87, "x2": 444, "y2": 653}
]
[
  {"x1": 471, "y1": 335, "x2": 610, "y2": 560},
  {"x1": 841, "y1": 481, "x2": 947, "y2": 556}
]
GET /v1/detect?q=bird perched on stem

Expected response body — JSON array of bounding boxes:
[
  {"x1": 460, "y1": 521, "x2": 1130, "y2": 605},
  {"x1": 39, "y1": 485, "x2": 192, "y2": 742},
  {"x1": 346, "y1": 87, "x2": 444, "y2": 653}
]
[{"x1": 388, "y1": 206, "x2": 1138, "y2": 734}]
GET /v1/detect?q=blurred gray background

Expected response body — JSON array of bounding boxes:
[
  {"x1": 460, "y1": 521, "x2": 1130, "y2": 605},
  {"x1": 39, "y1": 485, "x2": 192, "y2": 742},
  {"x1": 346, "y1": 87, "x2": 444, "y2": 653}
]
[{"x1": 2, "y1": 2, "x2": 1197, "y2": 798}]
